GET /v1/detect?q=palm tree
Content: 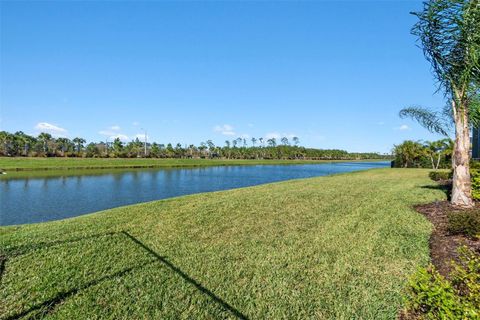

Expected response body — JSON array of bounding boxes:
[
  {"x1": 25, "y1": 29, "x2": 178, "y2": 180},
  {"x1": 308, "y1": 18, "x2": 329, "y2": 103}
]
[
  {"x1": 393, "y1": 140, "x2": 425, "y2": 168},
  {"x1": 56, "y1": 137, "x2": 72, "y2": 157},
  {"x1": 400, "y1": 0, "x2": 480, "y2": 207},
  {"x1": 292, "y1": 137, "x2": 300, "y2": 146},
  {"x1": 0, "y1": 131, "x2": 12, "y2": 156},
  {"x1": 267, "y1": 138, "x2": 277, "y2": 147},
  {"x1": 423, "y1": 139, "x2": 453, "y2": 170},
  {"x1": 38, "y1": 132, "x2": 52, "y2": 154},
  {"x1": 251, "y1": 137, "x2": 257, "y2": 147},
  {"x1": 236, "y1": 138, "x2": 243, "y2": 148},
  {"x1": 72, "y1": 137, "x2": 86, "y2": 155}
]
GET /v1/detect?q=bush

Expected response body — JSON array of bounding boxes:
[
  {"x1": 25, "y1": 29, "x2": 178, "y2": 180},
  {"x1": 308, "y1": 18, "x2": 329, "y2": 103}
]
[
  {"x1": 429, "y1": 171, "x2": 452, "y2": 181},
  {"x1": 404, "y1": 247, "x2": 480, "y2": 319},
  {"x1": 470, "y1": 169, "x2": 480, "y2": 201},
  {"x1": 470, "y1": 161, "x2": 480, "y2": 170},
  {"x1": 448, "y1": 211, "x2": 480, "y2": 238}
]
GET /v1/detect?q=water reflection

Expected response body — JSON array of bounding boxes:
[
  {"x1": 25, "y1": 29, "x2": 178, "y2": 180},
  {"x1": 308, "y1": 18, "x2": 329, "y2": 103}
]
[{"x1": 0, "y1": 162, "x2": 389, "y2": 226}]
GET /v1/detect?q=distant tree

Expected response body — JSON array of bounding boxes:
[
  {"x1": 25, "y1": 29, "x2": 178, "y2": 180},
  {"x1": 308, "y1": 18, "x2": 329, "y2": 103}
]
[
  {"x1": 236, "y1": 137, "x2": 243, "y2": 148},
  {"x1": 0, "y1": 131, "x2": 12, "y2": 156},
  {"x1": 38, "y1": 132, "x2": 52, "y2": 154},
  {"x1": 198, "y1": 142, "x2": 207, "y2": 157},
  {"x1": 292, "y1": 137, "x2": 300, "y2": 146},
  {"x1": 267, "y1": 138, "x2": 277, "y2": 147},
  {"x1": 281, "y1": 137, "x2": 289, "y2": 146},
  {"x1": 112, "y1": 138, "x2": 124, "y2": 157},
  {"x1": 206, "y1": 140, "x2": 215, "y2": 152},
  {"x1": 72, "y1": 137, "x2": 86, "y2": 155},
  {"x1": 0, "y1": 129, "x2": 390, "y2": 161},
  {"x1": 175, "y1": 143, "x2": 184, "y2": 158},
  {"x1": 56, "y1": 137, "x2": 72, "y2": 157},
  {"x1": 85, "y1": 142, "x2": 100, "y2": 157},
  {"x1": 13, "y1": 131, "x2": 35, "y2": 156}
]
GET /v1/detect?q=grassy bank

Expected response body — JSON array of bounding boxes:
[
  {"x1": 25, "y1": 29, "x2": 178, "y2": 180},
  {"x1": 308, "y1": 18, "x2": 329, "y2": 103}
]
[
  {"x1": 0, "y1": 157, "x2": 388, "y2": 171},
  {"x1": 0, "y1": 169, "x2": 443, "y2": 319}
]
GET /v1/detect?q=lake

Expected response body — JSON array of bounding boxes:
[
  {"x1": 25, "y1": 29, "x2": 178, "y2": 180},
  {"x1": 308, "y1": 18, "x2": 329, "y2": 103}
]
[{"x1": 0, "y1": 161, "x2": 389, "y2": 226}]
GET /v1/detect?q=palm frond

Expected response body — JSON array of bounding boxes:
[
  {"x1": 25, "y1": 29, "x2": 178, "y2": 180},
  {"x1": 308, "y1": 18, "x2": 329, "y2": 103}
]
[
  {"x1": 469, "y1": 94, "x2": 480, "y2": 128},
  {"x1": 399, "y1": 106, "x2": 450, "y2": 137}
]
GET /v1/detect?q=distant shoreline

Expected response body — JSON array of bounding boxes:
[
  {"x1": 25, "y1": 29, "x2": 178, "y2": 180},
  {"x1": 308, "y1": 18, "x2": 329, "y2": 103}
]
[{"x1": 0, "y1": 157, "x2": 390, "y2": 172}]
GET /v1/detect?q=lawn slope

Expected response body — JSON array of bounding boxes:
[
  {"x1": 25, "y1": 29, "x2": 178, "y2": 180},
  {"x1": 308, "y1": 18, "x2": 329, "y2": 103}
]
[{"x1": 0, "y1": 169, "x2": 444, "y2": 319}]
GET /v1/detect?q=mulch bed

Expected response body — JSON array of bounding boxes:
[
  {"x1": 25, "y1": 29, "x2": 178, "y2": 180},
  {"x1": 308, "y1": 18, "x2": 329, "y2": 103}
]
[
  {"x1": 414, "y1": 200, "x2": 480, "y2": 277},
  {"x1": 399, "y1": 196, "x2": 480, "y2": 319}
]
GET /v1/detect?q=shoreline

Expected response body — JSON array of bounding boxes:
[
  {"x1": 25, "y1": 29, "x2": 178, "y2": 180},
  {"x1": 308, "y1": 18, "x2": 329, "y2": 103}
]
[{"x1": 0, "y1": 157, "x2": 390, "y2": 172}]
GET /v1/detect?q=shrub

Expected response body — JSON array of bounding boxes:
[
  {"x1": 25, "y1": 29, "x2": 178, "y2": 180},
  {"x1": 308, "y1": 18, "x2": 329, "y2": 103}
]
[
  {"x1": 429, "y1": 171, "x2": 452, "y2": 181},
  {"x1": 470, "y1": 161, "x2": 480, "y2": 170},
  {"x1": 404, "y1": 247, "x2": 480, "y2": 319},
  {"x1": 448, "y1": 211, "x2": 480, "y2": 238},
  {"x1": 470, "y1": 169, "x2": 480, "y2": 201}
]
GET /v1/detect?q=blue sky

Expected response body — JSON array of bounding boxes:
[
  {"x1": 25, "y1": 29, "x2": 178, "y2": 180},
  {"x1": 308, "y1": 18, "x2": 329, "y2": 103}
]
[{"x1": 0, "y1": 1, "x2": 447, "y2": 153}]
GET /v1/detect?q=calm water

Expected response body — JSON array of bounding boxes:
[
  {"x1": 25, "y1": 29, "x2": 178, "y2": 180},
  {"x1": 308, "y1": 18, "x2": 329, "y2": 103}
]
[{"x1": 1, "y1": 161, "x2": 389, "y2": 226}]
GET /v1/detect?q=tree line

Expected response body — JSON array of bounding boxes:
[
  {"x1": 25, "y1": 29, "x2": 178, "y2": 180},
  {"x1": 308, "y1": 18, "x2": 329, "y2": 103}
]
[{"x1": 0, "y1": 131, "x2": 389, "y2": 160}]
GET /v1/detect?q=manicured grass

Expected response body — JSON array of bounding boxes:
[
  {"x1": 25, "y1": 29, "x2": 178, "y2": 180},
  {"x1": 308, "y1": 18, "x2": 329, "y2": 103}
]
[
  {"x1": 0, "y1": 169, "x2": 444, "y2": 319},
  {"x1": 0, "y1": 157, "x2": 387, "y2": 171}
]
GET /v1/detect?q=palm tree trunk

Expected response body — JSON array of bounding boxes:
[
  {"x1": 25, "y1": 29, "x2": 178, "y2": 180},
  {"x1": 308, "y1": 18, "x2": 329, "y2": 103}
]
[
  {"x1": 451, "y1": 101, "x2": 474, "y2": 207},
  {"x1": 436, "y1": 154, "x2": 441, "y2": 170}
]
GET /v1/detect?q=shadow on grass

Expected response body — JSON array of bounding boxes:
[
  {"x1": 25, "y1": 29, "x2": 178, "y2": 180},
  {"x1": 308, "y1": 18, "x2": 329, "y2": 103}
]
[
  {"x1": 122, "y1": 231, "x2": 249, "y2": 320},
  {"x1": 0, "y1": 256, "x2": 5, "y2": 283},
  {"x1": 3, "y1": 231, "x2": 248, "y2": 320},
  {"x1": 421, "y1": 184, "x2": 452, "y2": 201},
  {"x1": 5, "y1": 261, "x2": 154, "y2": 320}
]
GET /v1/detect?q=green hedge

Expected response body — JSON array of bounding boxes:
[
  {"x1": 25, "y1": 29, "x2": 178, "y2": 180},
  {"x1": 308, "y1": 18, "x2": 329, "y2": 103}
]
[
  {"x1": 429, "y1": 171, "x2": 452, "y2": 181},
  {"x1": 448, "y1": 211, "x2": 480, "y2": 238}
]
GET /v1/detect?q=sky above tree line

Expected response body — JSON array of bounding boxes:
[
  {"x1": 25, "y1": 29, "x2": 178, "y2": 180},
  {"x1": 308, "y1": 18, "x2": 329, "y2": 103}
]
[{"x1": 0, "y1": 1, "x2": 447, "y2": 153}]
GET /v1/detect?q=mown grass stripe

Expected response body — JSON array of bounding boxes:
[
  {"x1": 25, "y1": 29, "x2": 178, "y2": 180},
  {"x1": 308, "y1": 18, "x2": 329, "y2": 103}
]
[{"x1": 122, "y1": 231, "x2": 249, "y2": 320}]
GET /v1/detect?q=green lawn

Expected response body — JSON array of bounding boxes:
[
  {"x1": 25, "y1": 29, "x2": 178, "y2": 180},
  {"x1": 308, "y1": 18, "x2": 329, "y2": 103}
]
[
  {"x1": 0, "y1": 157, "x2": 387, "y2": 171},
  {"x1": 0, "y1": 168, "x2": 443, "y2": 319}
]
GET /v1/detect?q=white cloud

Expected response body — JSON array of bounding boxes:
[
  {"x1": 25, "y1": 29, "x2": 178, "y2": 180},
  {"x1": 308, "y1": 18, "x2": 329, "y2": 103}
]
[
  {"x1": 240, "y1": 134, "x2": 250, "y2": 139},
  {"x1": 99, "y1": 126, "x2": 129, "y2": 141},
  {"x1": 99, "y1": 130, "x2": 115, "y2": 136},
  {"x1": 99, "y1": 125, "x2": 122, "y2": 136},
  {"x1": 377, "y1": 121, "x2": 385, "y2": 125},
  {"x1": 265, "y1": 132, "x2": 281, "y2": 140},
  {"x1": 397, "y1": 124, "x2": 410, "y2": 131},
  {"x1": 214, "y1": 124, "x2": 236, "y2": 136},
  {"x1": 247, "y1": 123, "x2": 254, "y2": 127},
  {"x1": 132, "y1": 121, "x2": 140, "y2": 126},
  {"x1": 135, "y1": 133, "x2": 149, "y2": 141},
  {"x1": 34, "y1": 122, "x2": 67, "y2": 136},
  {"x1": 109, "y1": 134, "x2": 129, "y2": 141},
  {"x1": 265, "y1": 132, "x2": 297, "y2": 140}
]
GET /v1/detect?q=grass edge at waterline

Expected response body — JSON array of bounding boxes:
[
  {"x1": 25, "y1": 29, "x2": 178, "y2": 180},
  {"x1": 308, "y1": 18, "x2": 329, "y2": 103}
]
[{"x1": 0, "y1": 157, "x2": 390, "y2": 172}]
